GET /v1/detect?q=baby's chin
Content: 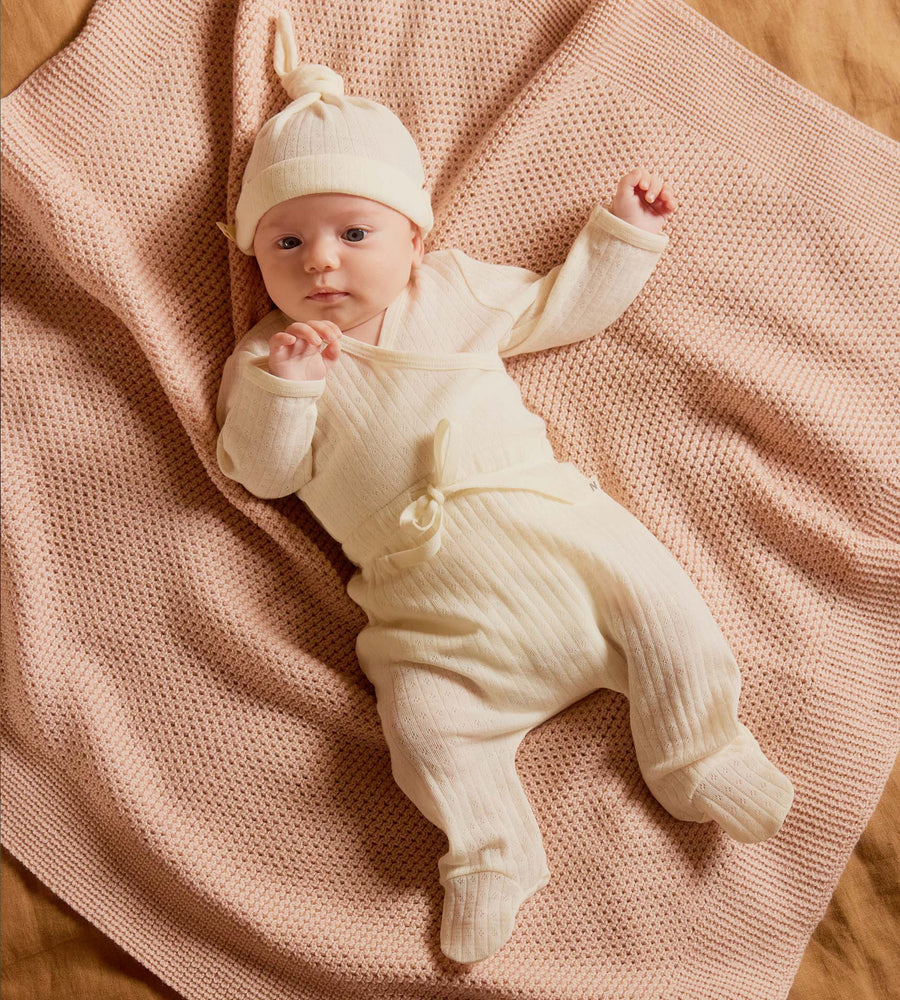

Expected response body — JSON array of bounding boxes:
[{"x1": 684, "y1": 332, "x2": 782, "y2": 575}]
[
  {"x1": 277, "y1": 295, "x2": 353, "y2": 322},
  {"x1": 280, "y1": 296, "x2": 386, "y2": 333}
]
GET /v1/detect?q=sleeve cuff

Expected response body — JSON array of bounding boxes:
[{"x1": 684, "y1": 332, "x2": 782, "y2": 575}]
[
  {"x1": 588, "y1": 204, "x2": 670, "y2": 253},
  {"x1": 240, "y1": 352, "x2": 327, "y2": 397}
]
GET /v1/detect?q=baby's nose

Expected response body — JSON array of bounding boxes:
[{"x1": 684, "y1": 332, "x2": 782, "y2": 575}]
[{"x1": 303, "y1": 237, "x2": 340, "y2": 271}]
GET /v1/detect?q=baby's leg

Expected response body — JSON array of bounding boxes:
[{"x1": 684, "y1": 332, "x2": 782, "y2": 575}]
[
  {"x1": 367, "y1": 658, "x2": 550, "y2": 964},
  {"x1": 585, "y1": 493, "x2": 794, "y2": 843}
]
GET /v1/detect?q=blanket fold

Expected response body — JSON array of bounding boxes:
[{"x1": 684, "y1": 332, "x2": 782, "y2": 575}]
[{"x1": 2, "y1": 0, "x2": 898, "y2": 997}]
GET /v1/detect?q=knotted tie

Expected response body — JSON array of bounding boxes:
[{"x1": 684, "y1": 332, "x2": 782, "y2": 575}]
[{"x1": 377, "y1": 418, "x2": 587, "y2": 572}]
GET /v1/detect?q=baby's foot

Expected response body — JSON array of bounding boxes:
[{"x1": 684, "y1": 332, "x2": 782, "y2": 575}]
[
  {"x1": 440, "y1": 871, "x2": 522, "y2": 963},
  {"x1": 685, "y1": 729, "x2": 794, "y2": 843}
]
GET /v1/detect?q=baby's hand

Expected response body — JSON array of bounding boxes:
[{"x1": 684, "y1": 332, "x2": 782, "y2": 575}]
[
  {"x1": 268, "y1": 321, "x2": 343, "y2": 381},
  {"x1": 609, "y1": 168, "x2": 676, "y2": 235}
]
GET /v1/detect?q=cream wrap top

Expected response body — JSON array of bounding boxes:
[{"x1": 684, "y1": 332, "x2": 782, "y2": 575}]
[{"x1": 215, "y1": 206, "x2": 669, "y2": 571}]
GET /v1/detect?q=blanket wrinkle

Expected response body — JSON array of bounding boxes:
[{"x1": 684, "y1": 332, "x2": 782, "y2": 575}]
[{"x1": 2, "y1": 0, "x2": 899, "y2": 996}]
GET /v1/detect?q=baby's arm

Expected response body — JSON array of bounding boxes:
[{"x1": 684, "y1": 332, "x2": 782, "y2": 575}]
[
  {"x1": 215, "y1": 316, "x2": 331, "y2": 498},
  {"x1": 451, "y1": 171, "x2": 673, "y2": 359}
]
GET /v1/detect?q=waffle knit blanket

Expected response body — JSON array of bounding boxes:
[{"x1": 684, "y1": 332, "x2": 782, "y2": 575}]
[{"x1": 1, "y1": 0, "x2": 898, "y2": 997}]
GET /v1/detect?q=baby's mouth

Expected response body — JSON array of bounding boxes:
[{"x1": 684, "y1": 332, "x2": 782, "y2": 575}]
[{"x1": 306, "y1": 291, "x2": 348, "y2": 303}]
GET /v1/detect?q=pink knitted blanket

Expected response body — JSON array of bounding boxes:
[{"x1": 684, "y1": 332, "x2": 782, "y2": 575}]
[{"x1": 2, "y1": 0, "x2": 898, "y2": 996}]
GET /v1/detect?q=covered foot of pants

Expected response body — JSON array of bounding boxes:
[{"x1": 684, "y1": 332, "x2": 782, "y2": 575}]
[
  {"x1": 643, "y1": 724, "x2": 795, "y2": 843},
  {"x1": 349, "y1": 485, "x2": 794, "y2": 961},
  {"x1": 580, "y1": 488, "x2": 795, "y2": 843},
  {"x1": 367, "y1": 661, "x2": 552, "y2": 964}
]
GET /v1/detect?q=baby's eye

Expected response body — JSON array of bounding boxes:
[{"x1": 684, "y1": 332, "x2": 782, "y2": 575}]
[
  {"x1": 276, "y1": 236, "x2": 301, "y2": 250},
  {"x1": 343, "y1": 228, "x2": 368, "y2": 243}
]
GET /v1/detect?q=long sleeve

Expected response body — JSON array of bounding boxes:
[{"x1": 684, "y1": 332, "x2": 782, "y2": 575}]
[
  {"x1": 215, "y1": 336, "x2": 325, "y2": 499},
  {"x1": 447, "y1": 205, "x2": 669, "y2": 359}
]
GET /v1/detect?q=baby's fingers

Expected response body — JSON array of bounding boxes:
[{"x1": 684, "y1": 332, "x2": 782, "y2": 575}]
[
  {"x1": 646, "y1": 181, "x2": 676, "y2": 214},
  {"x1": 310, "y1": 321, "x2": 343, "y2": 355},
  {"x1": 270, "y1": 330, "x2": 300, "y2": 351},
  {"x1": 618, "y1": 167, "x2": 643, "y2": 194},
  {"x1": 291, "y1": 321, "x2": 342, "y2": 351},
  {"x1": 644, "y1": 176, "x2": 664, "y2": 203},
  {"x1": 310, "y1": 322, "x2": 344, "y2": 358},
  {"x1": 270, "y1": 329, "x2": 318, "y2": 364}
]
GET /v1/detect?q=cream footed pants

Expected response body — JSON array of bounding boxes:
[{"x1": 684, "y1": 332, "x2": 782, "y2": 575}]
[{"x1": 346, "y1": 420, "x2": 794, "y2": 964}]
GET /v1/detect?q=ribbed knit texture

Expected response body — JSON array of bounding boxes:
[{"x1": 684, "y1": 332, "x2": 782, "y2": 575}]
[
  {"x1": 217, "y1": 210, "x2": 794, "y2": 961},
  {"x1": 1, "y1": 0, "x2": 898, "y2": 996},
  {"x1": 233, "y1": 12, "x2": 434, "y2": 254}
]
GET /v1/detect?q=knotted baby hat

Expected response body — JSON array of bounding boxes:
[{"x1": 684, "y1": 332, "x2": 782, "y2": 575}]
[{"x1": 218, "y1": 10, "x2": 433, "y2": 255}]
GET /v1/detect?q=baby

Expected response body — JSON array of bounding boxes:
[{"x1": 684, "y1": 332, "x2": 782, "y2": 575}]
[{"x1": 216, "y1": 11, "x2": 794, "y2": 965}]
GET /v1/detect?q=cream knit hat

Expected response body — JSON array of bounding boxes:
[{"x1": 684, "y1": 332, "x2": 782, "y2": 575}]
[{"x1": 218, "y1": 10, "x2": 433, "y2": 255}]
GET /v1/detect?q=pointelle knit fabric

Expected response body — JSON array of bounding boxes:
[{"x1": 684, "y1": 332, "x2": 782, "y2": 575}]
[
  {"x1": 1, "y1": 0, "x2": 898, "y2": 996},
  {"x1": 216, "y1": 204, "x2": 795, "y2": 961}
]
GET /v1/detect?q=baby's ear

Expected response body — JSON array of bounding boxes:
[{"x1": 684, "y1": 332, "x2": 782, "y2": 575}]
[
  {"x1": 411, "y1": 225, "x2": 425, "y2": 264},
  {"x1": 216, "y1": 221, "x2": 237, "y2": 243}
]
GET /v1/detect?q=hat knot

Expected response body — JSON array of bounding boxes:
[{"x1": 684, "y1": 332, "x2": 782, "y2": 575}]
[
  {"x1": 280, "y1": 63, "x2": 345, "y2": 102},
  {"x1": 273, "y1": 11, "x2": 345, "y2": 101}
]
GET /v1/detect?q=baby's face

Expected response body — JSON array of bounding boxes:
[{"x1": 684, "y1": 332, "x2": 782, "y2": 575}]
[{"x1": 252, "y1": 193, "x2": 424, "y2": 335}]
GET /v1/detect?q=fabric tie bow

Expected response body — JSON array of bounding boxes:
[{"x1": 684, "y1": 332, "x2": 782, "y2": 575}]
[{"x1": 374, "y1": 418, "x2": 590, "y2": 574}]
